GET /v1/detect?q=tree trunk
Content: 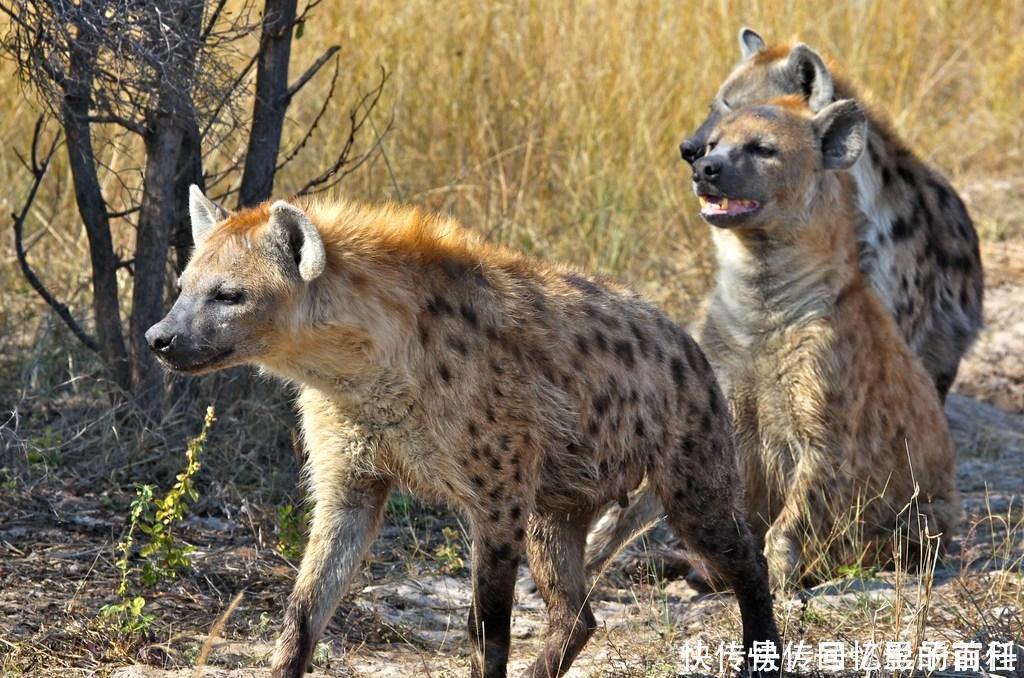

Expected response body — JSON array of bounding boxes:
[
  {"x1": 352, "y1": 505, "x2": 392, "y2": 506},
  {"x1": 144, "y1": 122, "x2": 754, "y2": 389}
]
[
  {"x1": 129, "y1": 0, "x2": 204, "y2": 416},
  {"x1": 62, "y1": 36, "x2": 131, "y2": 390},
  {"x1": 238, "y1": 0, "x2": 298, "y2": 207}
]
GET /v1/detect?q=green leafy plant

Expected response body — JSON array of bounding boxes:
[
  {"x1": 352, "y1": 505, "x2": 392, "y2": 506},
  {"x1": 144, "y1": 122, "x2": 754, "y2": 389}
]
[
  {"x1": 433, "y1": 526, "x2": 465, "y2": 574},
  {"x1": 275, "y1": 503, "x2": 309, "y2": 560},
  {"x1": 101, "y1": 406, "x2": 215, "y2": 632}
]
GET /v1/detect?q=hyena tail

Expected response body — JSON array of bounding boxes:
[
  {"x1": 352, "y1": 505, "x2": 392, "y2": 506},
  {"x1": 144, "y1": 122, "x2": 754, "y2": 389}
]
[{"x1": 584, "y1": 482, "x2": 663, "y2": 575}]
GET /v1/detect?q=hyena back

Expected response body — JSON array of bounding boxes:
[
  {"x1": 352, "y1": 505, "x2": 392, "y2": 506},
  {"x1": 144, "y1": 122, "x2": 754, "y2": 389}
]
[{"x1": 146, "y1": 189, "x2": 779, "y2": 677}]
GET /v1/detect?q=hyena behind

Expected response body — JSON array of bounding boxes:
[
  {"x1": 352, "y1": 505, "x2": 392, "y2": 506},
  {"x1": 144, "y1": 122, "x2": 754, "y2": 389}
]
[
  {"x1": 690, "y1": 96, "x2": 958, "y2": 588},
  {"x1": 146, "y1": 188, "x2": 779, "y2": 677},
  {"x1": 587, "y1": 26, "x2": 981, "y2": 574},
  {"x1": 681, "y1": 27, "x2": 983, "y2": 401}
]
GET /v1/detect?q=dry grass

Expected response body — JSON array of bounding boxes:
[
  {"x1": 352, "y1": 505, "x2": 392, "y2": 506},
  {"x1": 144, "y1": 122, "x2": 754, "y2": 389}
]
[
  {"x1": 3, "y1": 1, "x2": 1023, "y2": 341},
  {"x1": 1, "y1": 1, "x2": 1023, "y2": 676}
]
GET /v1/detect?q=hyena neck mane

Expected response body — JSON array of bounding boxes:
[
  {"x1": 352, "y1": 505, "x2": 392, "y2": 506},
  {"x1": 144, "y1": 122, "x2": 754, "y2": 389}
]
[
  {"x1": 257, "y1": 199, "x2": 513, "y2": 398},
  {"x1": 710, "y1": 174, "x2": 863, "y2": 338}
]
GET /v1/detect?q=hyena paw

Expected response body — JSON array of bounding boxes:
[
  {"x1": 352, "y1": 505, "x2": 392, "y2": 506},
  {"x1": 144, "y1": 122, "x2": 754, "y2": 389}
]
[{"x1": 270, "y1": 604, "x2": 313, "y2": 678}]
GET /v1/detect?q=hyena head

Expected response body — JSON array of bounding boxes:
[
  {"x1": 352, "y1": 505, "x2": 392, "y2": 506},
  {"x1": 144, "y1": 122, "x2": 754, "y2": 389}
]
[
  {"x1": 691, "y1": 97, "x2": 866, "y2": 230},
  {"x1": 680, "y1": 27, "x2": 836, "y2": 165},
  {"x1": 145, "y1": 186, "x2": 326, "y2": 374}
]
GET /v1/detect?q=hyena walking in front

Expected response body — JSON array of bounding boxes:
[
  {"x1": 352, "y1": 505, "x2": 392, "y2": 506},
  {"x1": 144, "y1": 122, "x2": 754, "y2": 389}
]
[
  {"x1": 147, "y1": 189, "x2": 779, "y2": 677},
  {"x1": 691, "y1": 97, "x2": 958, "y2": 588}
]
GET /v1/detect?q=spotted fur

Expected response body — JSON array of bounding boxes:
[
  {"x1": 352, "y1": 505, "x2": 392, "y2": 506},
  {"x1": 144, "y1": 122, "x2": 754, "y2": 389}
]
[
  {"x1": 152, "y1": 193, "x2": 779, "y2": 677},
  {"x1": 594, "y1": 98, "x2": 960, "y2": 590}
]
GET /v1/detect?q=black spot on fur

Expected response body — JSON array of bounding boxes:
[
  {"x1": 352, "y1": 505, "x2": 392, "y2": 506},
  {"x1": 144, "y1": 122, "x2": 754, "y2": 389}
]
[
  {"x1": 634, "y1": 416, "x2": 646, "y2": 438},
  {"x1": 510, "y1": 505, "x2": 522, "y2": 521},
  {"x1": 891, "y1": 216, "x2": 912, "y2": 241},
  {"x1": 629, "y1": 321, "x2": 650, "y2": 358},
  {"x1": 427, "y1": 295, "x2": 453, "y2": 316},
  {"x1": 417, "y1": 320, "x2": 431, "y2": 345},
  {"x1": 613, "y1": 340, "x2": 635, "y2": 367},
  {"x1": 489, "y1": 358, "x2": 503, "y2": 374},
  {"x1": 489, "y1": 509, "x2": 501, "y2": 522},
  {"x1": 566, "y1": 273, "x2": 603, "y2": 295},
  {"x1": 593, "y1": 393, "x2": 611, "y2": 416},
  {"x1": 670, "y1": 357, "x2": 686, "y2": 389},
  {"x1": 881, "y1": 165, "x2": 893, "y2": 188},
  {"x1": 514, "y1": 527, "x2": 525, "y2": 541},
  {"x1": 593, "y1": 330, "x2": 608, "y2": 352},
  {"x1": 459, "y1": 303, "x2": 479, "y2": 328},
  {"x1": 471, "y1": 475, "x2": 485, "y2": 487},
  {"x1": 575, "y1": 334, "x2": 590, "y2": 355},
  {"x1": 896, "y1": 164, "x2": 915, "y2": 186},
  {"x1": 438, "y1": 363, "x2": 452, "y2": 382}
]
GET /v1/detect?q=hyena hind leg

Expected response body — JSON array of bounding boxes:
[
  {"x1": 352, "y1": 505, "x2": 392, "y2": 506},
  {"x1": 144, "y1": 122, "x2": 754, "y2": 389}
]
[
  {"x1": 651, "y1": 453, "x2": 779, "y2": 664},
  {"x1": 523, "y1": 513, "x2": 598, "y2": 678}
]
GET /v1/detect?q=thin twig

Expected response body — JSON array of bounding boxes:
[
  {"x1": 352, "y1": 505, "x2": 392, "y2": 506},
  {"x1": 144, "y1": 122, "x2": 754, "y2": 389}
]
[
  {"x1": 11, "y1": 116, "x2": 99, "y2": 353},
  {"x1": 285, "y1": 44, "x2": 339, "y2": 102}
]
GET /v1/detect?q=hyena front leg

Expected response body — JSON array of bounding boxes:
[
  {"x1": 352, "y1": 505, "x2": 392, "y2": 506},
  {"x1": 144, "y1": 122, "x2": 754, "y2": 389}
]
[
  {"x1": 271, "y1": 466, "x2": 391, "y2": 677},
  {"x1": 271, "y1": 394, "x2": 393, "y2": 677},
  {"x1": 763, "y1": 451, "x2": 844, "y2": 591}
]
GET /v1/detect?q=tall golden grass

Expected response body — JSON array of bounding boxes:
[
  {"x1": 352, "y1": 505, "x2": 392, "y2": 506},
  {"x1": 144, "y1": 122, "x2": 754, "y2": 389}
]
[{"x1": 2, "y1": 0, "x2": 1023, "y2": 336}]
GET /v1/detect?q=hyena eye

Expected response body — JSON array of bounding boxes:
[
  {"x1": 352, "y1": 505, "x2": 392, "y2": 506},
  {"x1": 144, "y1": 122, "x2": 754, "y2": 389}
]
[
  {"x1": 748, "y1": 143, "x2": 777, "y2": 158},
  {"x1": 212, "y1": 288, "x2": 244, "y2": 305},
  {"x1": 706, "y1": 140, "x2": 719, "y2": 152}
]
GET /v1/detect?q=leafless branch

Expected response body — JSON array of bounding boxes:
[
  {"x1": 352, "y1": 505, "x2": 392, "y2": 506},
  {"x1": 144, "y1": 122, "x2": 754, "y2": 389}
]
[
  {"x1": 296, "y1": 67, "x2": 391, "y2": 197},
  {"x1": 276, "y1": 55, "x2": 340, "y2": 172},
  {"x1": 84, "y1": 114, "x2": 147, "y2": 136},
  {"x1": 11, "y1": 116, "x2": 99, "y2": 353},
  {"x1": 285, "y1": 45, "x2": 339, "y2": 102}
]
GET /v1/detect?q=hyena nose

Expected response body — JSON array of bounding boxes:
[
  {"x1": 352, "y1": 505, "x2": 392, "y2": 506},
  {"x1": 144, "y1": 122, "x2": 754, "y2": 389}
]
[
  {"x1": 693, "y1": 156, "x2": 723, "y2": 181},
  {"x1": 145, "y1": 325, "x2": 177, "y2": 353},
  {"x1": 679, "y1": 136, "x2": 704, "y2": 165}
]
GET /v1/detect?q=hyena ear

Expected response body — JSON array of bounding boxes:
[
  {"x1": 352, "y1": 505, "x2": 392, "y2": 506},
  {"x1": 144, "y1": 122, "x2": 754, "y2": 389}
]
[
  {"x1": 189, "y1": 185, "x2": 229, "y2": 247},
  {"x1": 813, "y1": 99, "x2": 867, "y2": 171},
  {"x1": 738, "y1": 27, "x2": 766, "y2": 60},
  {"x1": 269, "y1": 200, "x2": 326, "y2": 282},
  {"x1": 784, "y1": 44, "x2": 834, "y2": 111}
]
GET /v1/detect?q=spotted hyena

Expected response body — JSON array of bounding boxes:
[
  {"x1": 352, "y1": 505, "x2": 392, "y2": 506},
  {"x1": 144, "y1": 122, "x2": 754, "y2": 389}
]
[
  {"x1": 146, "y1": 188, "x2": 779, "y2": 677},
  {"x1": 682, "y1": 27, "x2": 983, "y2": 400},
  {"x1": 587, "y1": 27, "x2": 980, "y2": 575},
  {"x1": 692, "y1": 96, "x2": 958, "y2": 589}
]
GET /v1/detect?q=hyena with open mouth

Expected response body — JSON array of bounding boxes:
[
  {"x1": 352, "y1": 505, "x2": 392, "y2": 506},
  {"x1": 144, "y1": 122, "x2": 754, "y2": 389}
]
[{"x1": 588, "y1": 27, "x2": 980, "y2": 577}]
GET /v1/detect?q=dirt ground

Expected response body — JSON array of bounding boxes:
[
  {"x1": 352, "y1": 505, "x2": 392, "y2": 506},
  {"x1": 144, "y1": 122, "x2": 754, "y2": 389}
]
[{"x1": 2, "y1": 241, "x2": 1022, "y2": 677}]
